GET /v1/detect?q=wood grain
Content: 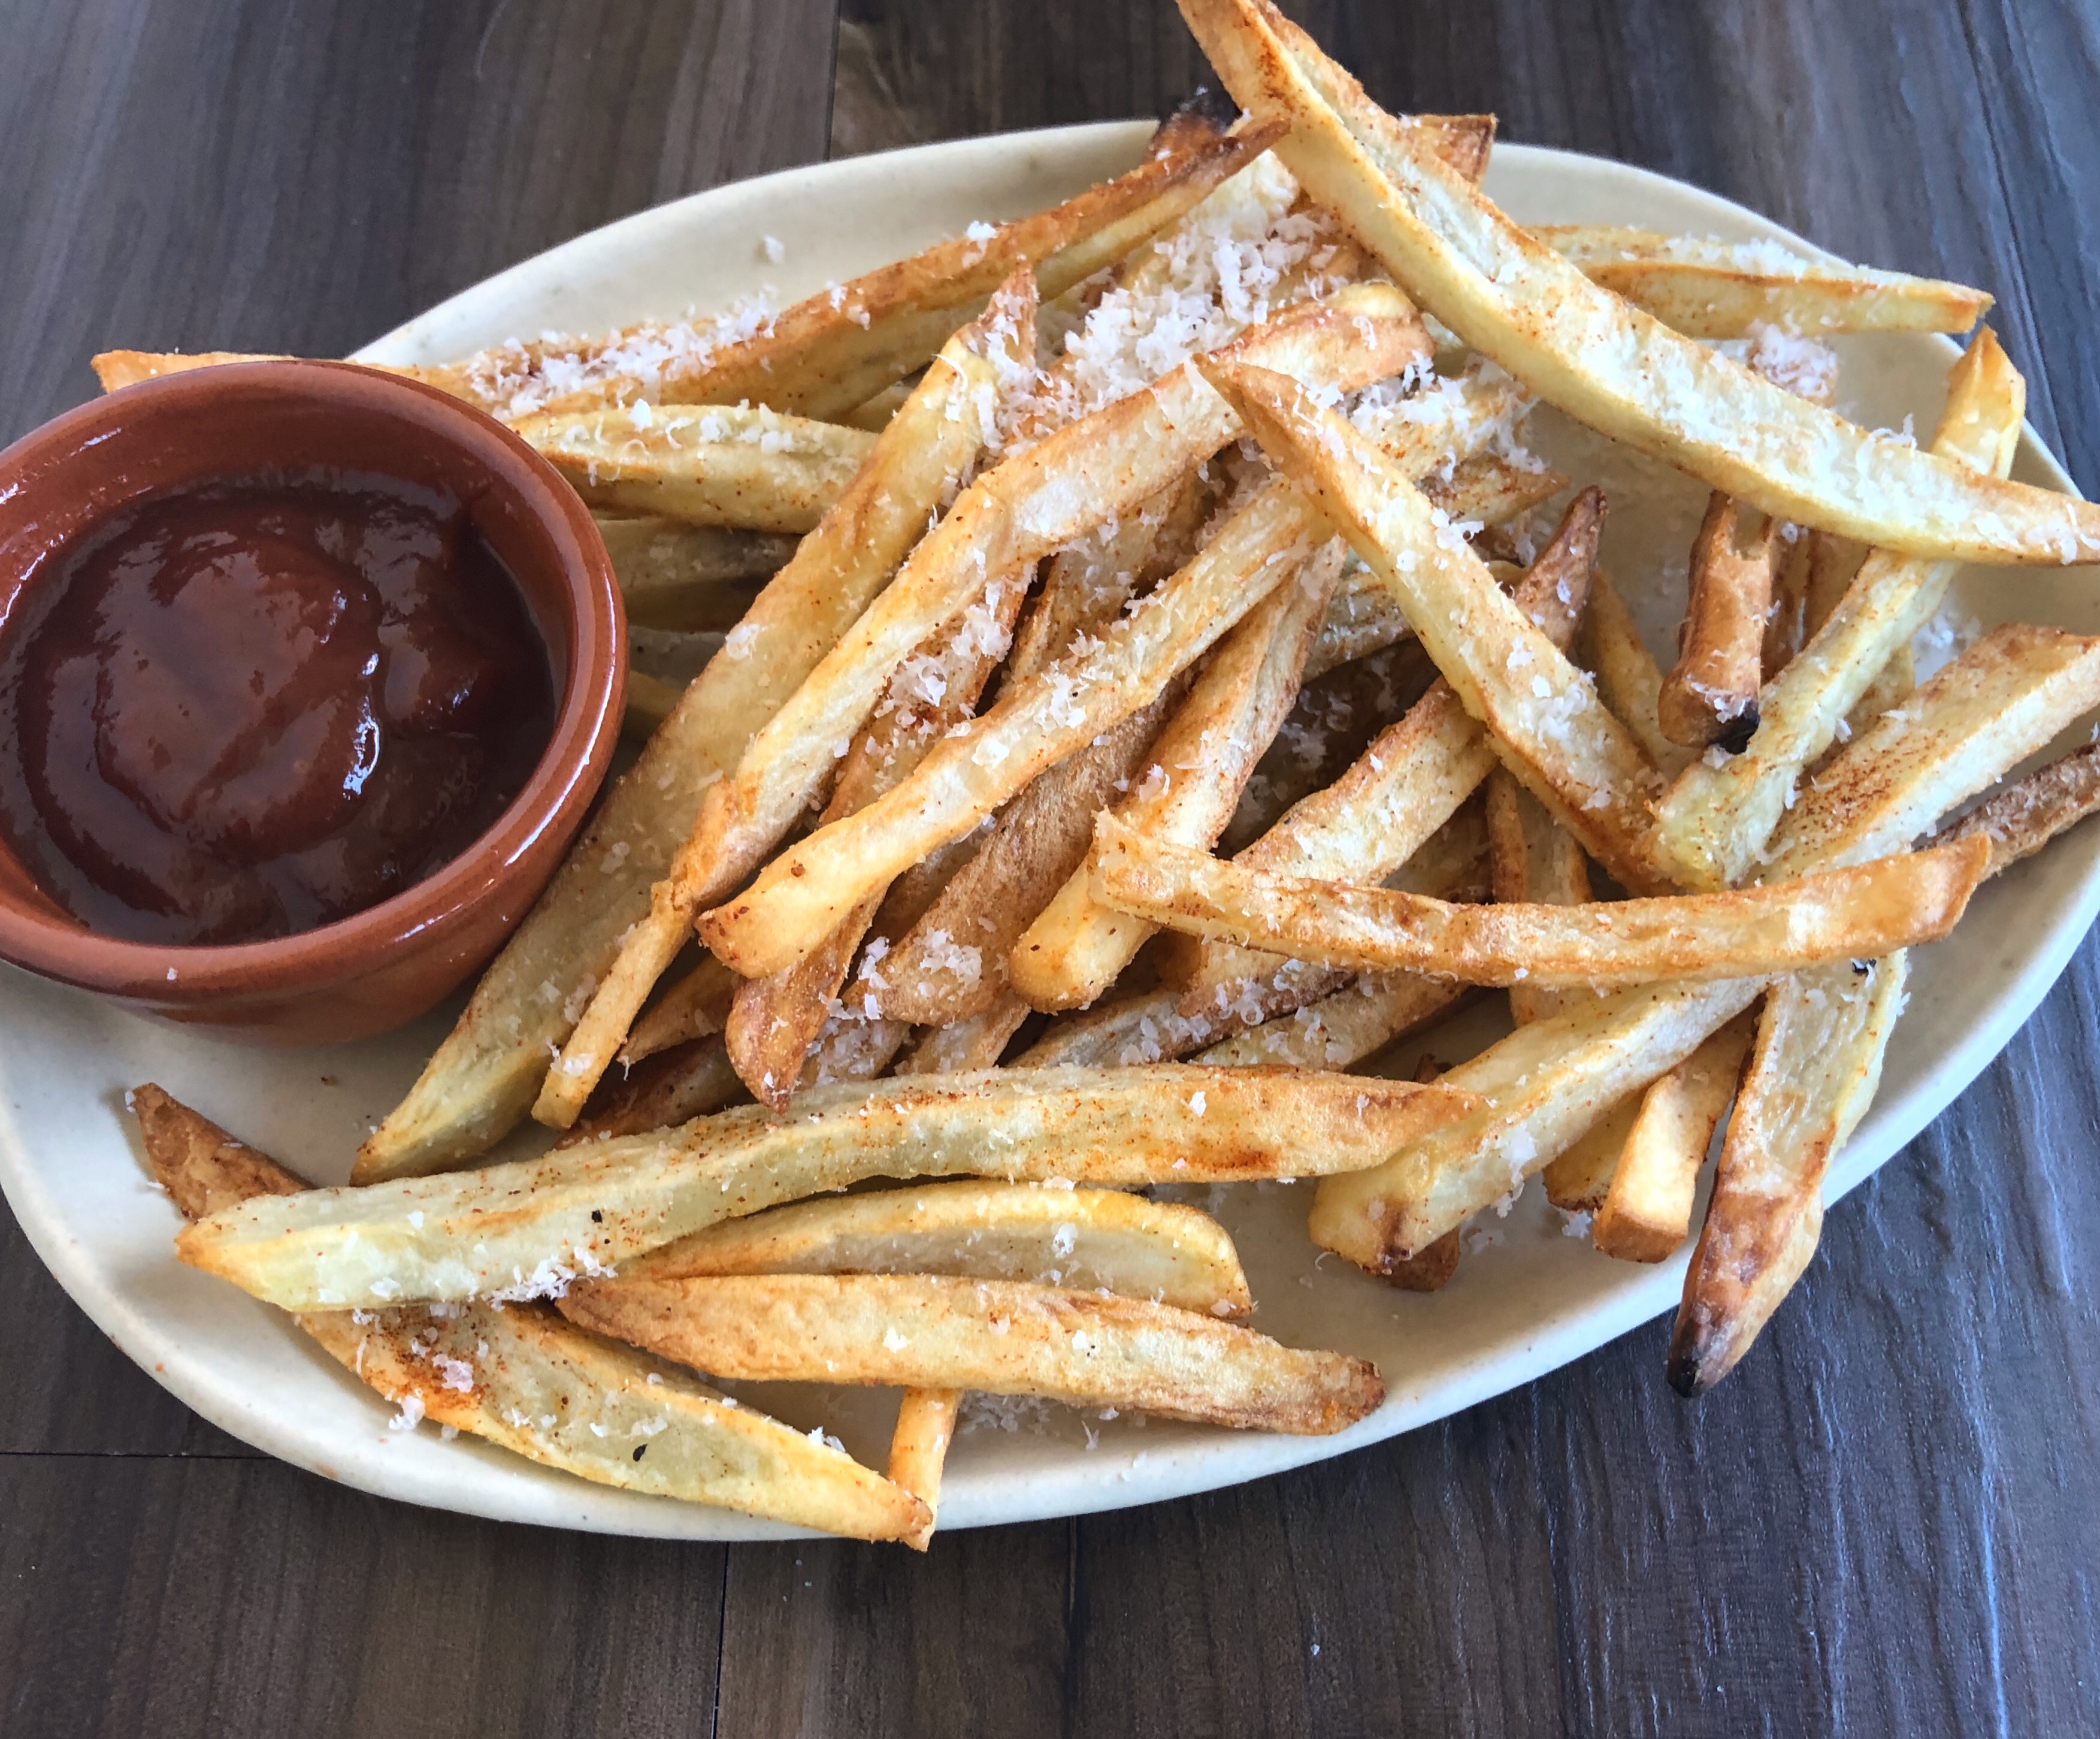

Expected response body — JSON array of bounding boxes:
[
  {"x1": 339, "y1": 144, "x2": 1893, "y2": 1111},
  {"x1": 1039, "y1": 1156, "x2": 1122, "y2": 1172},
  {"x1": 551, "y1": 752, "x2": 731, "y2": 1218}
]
[{"x1": 2, "y1": 1, "x2": 2098, "y2": 1734}]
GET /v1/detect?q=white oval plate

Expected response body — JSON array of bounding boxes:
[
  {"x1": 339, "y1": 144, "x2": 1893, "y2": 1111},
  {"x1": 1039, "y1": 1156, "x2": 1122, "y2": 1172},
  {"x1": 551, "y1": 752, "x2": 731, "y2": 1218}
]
[{"x1": 5, "y1": 126, "x2": 2096, "y2": 1540}]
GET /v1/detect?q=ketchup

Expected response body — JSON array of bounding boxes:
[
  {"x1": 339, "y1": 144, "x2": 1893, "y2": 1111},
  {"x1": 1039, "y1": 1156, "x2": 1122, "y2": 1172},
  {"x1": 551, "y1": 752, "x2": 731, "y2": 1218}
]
[{"x1": 0, "y1": 474, "x2": 554, "y2": 946}]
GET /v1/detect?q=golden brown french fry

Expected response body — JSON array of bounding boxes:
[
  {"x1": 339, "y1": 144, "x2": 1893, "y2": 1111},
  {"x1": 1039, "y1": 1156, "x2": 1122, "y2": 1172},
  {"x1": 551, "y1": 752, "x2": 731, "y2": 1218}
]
[
  {"x1": 1930, "y1": 739, "x2": 2100, "y2": 879},
  {"x1": 683, "y1": 283, "x2": 1429, "y2": 936},
  {"x1": 594, "y1": 516, "x2": 795, "y2": 630},
  {"x1": 1485, "y1": 769, "x2": 1590, "y2": 1024},
  {"x1": 1592, "y1": 1012, "x2": 1757, "y2": 1262},
  {"x1": 559, "y1": 1274, "x2": 1382, "y2": 1435},
  {"x1": 888, "y1": 1389, "x2": 961, "y2": 1550},
  {"x1": 895, "y1": 996, "x2": 1036, "y2": 1074},
  {"x1": 1651, "y1": 328, "x2": 2028, "y2": 888},
  {"x1": 1669, "y1": 954, "x2": 1908, "y2": 1394},
  {"x1": 1579, "y1": 568, "x2": 1692, "y2": 776},
  {"x1": 555, "y1": 1039, "x2": 747, "y2": 1148},
  {"x1": 1762, "y1": 624, "x2": 2100, "y2": 879},
  {"x1": 622, "y1": 955, "x2": 741, "y2": 1067},
  {"x1": 515, "y1": 402, "x2": 880, "y2": 533},
  {"x1": 1179, "y1": 488, "x2": 1605, "y2": 1019},
  {"x1": 1657, "y1": 492, "x2": 1779, "y2": 751},
  {"x1": 1088, "y1": 817, "x2": 1987, "y2": 988},
  {"x1": 189, "y1": 1066, "x2": 1479, "y2": 1313},
  {"x1": 1014, "y1": 984, "x2": 1231, "y2": 1069},
  {"x1": 528, "y1": 279, "x2": 1036, "y2": 1134},
  {"x1": 1193, "y1": 973, "x2": 1469, "y2": 1070},
  {"x1": 134, "y1": 1086, "x2": 928, "y2": 1541},
  {"x1": 1537, "y1": 1097, "x2": 1641, "y2": 1218},
  {"x1": 1176, "y1": 0, "x2": 2100, "y2": 563},
  {"x1": 1532, "y1": 227, "x2": 1991, "y2": 339},
  {"x1": 1199, "y1": 360, "x2": 1669, "y2": 892},
  {"x1": 797, "y1": 1013, "x2": 916, "y2": 1091},
  {"x1": 629, "y1": 1180, "x2": 1251, "y2": 1317}
]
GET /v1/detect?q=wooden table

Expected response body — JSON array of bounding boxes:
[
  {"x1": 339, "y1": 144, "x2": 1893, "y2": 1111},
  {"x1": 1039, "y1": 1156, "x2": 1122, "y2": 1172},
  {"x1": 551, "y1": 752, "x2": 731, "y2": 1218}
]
[{"x1": 3, "y1": 2, "x2": 2096, "y2": 1732}]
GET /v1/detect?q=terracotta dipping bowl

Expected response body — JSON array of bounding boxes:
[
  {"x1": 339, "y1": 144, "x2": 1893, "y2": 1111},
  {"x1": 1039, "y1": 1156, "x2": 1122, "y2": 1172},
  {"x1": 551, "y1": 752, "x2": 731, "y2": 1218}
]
[{"x1": 0, "y1": 361, "x2": 625, "y2": 1045}]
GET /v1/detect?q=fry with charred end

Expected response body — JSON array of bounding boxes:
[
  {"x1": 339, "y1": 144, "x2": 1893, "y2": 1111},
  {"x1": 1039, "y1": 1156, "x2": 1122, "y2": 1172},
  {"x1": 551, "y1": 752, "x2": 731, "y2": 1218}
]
[
  {"x1": 1532, "y1": 227, "x2": 1991, "y2": 340},
  {"x1": 134, "y1": 1086, "x2": 928, "y2": 1541},
  {"x1": 1309, "y1": 976, "x2": 1763, "y2": 1270},
  {"x1": 1175, "y1": 0, "x2": 2100, "y2": 563},
  {"x1": 889, "y1": 1389, "x2": 962, "y2": 1550},
  {"x1": 559, "y1": 1274, "x2": 1383, "y2": 1435},
  {"x1": 1651, "y1": 326, "x2": 2028, "y2": 889},
  {"x1": 1593, "y1": 1011, "x2": 1757, "y2": 1263},
  {"x1": 1658, "y1": 492, "x2": 1778, "y2": 751},
  {"x1": 187, "y1": 1066, "x2": 1481, "y2": 1313},
  {"x1": 1090, "y1": 816, "x2": 1986, "y2": 988},
  {"x1": 1762, "y1": 624, "x2": 2100, "y2": 879},
  {"x1": 1669, "y1": 955, "x2": 1908, "y2": 1393},
  {"x1": 627, "y1": 1179, "x2": 1252, "y2": 1318},
  {"x1": 527, "y1": 279, "x2": 1035, "y2": 1133},
  {"x1": 1198, "y1": 360, "x2": 1666, "y2": 891},
  {"x1": 1930, "y1": 739, "x2": 2100, "y2": 880}
]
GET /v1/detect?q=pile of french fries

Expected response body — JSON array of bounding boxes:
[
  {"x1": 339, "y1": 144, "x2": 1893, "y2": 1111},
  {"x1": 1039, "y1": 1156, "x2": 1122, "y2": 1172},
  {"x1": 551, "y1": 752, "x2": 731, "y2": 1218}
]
[{"x1": 108, "y1": 0, "x2": 2100, "y2": 1544}]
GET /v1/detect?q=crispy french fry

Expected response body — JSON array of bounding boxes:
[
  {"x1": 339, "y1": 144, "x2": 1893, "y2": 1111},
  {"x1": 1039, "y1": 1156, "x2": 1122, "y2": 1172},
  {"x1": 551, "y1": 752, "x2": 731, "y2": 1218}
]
[
  {"x1": 1657, "y1": 492, "x2": 1779, "y2": 750},
  {"x1": 628, "y1": 1180, "x2": 1252, "y2": 1317},
  {"x1": 528, "y1": 280, "x2": 1036, "y2": 1134},
  {"x1": 1651, "y1": 328, "x2": 2028, "y2": 888},
  {"x1": 1089, "y1": 817, "x2": 1987, "y2": 988},
  {"x1": 1579, "y1": 568, "x2": 1692, "y2": 775},
  {"x1": 1930, "y1": 739, "x2": 2100, "y2": 879},
  {"x1": 895, "y1": 996, "x2": 1036, "y2": 1073},
  {"x1": 1176, "y1": 0, "x2": 2100, "y2": 564},
  {"x1": 594, "y1": 515, "x2": 795, "y2": 630},
  {"x1": 556, "y1": 1038, "x2": 749, "y2": 1149},
  {"x1": 1308, "y1": 976, "x2": 1764, "y2": 1269},
  {"x1": 1533, "y1": 227, "x2": 1990, "y2": 339},
  {"x1": 1669, "y1": 954, "x2": 1908, "y2": 1393},
  {"x1": 683, "y1": 283, "x2": 1430, "y2": 934},
  {"x1": 1180, "y1": 486, "x2": 1605, "y2": 1018},
  {"x1": 1199, "y1": 361, "x2": 1668, "y2": 892},
  {"x1": 623, "y1": 955, "x2": 740, "y2": 1067},
  {"x1": 888, "y1": 1388, "x2": 961, "y2": 1550},
  {"x1": 1014, "y1": 984, "x2": 1231, "y2": 1069},
  {"x1": 133, "y1": 1086, "x2": 927, "y2": 1541},
  {"x1": 559, "y1": 1274, "x2": 1382, "y2": 1435},
  {"x1": 1193, "y1": 973, "x2": 1468, "y2": 1069},
  {"x1": 189, "y1": 1067, "x2": 1479, "y2": 1312},
  {"x1": 1762, "y1": 624, "x2": 2100, "y2": 879},
  {"x1": 1537, "y1": 1097, "x2": 1641, "y2": 1217},
  {"x1": 1485, "y1": 769, "x2": 1590, "y2": 1024},
  {"x1": 516, "y1": 402, "x2": 880, "y2": 534},
  {"x1": 1592, "y1": 1011, "x2": 1757, "y2": 1262}
]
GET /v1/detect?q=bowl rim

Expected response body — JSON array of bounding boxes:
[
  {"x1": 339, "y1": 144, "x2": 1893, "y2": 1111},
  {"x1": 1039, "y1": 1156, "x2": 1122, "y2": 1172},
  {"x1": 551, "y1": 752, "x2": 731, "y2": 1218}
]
[{"x1": 0, "y1": 358, "x2": 625, "y2": 997}]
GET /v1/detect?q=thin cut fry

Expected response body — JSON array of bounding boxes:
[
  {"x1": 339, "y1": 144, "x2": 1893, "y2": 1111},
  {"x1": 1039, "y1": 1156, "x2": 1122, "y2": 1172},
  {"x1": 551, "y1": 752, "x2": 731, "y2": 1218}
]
[
  {"x1": 1657, "y1": 492, "x2": 1778, "y2": 750},
  {"x1": 1669, "y1": 954, "x2": 1908, "y2": 1393},
  {"x1": 1593, "y1": 1012, "x2": 1757, "y2": 1262},
  {"x1": 187, "y1": 1066, "x2": 1479, "y2": 1312},
  {"x1": 628, "y1": 1180, "x2": 1252, "y2": 1318},
  {"x1": 1533, "y1": 227, "x2": 1990, "y2": 339},
  {"x1": 888, "y1": 1388, "x2": 961, "y2": 1550},
  {"x1": 1199, "y1": 360, "x2": 1667, "y2": 890},
  {"x1": 132, "y1": 1086, "x2": 927, "y2": 1541},
  {"x1": 1308, "y1": 976, "x2": 1764, "y2": 1269},
  {"x1": 1088, "y1": 816, "x2": 1986, "y2": 988},
  {"x1": 1930, "y1": 739, "x2": 2100, "y2": 879},
  {"x1": 515, "y1": 402, "x2": 880, "y2": 534},
  {"x1": 558, "y1": 1274, "x2": 1382, "y2": 1435},
  {"x1": 1651, "y1": 328, "x2": 2028, "y2": 888},
  {"x1": 1176, "y1": 0, "x2": 2100, "y2": 563}
]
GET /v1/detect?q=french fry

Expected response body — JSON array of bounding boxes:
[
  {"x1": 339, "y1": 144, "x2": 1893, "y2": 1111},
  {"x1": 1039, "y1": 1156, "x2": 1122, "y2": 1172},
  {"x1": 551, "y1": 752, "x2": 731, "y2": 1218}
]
[
  {"x1": 359, "y1": 285, "x2": 1032, "y2": 1178},
  {"x1": 1762, "y1": 624, "x2": 2100, "y2": 879},
  {"x1": 888, "y1": 1388, "x2": 961, "y2": 1550},
  {"x1": 528, "y1": 279, "x2": 1036, "y2": 1133},
  {"x1": 1579, "y1": 568, "x2": 1692, "y2": 775},
  {"x1": 1669, "y1": 954, "x2": 1908, "y2": 1394},
  {"x1": 894, "y1": 996, "x2": 1036, "y2": 1073},
  {"x1": 1592, "y1": 1012, "x2": 1757, "y2": 1262},
  {"x1": 189, "y1": 1067, "x2": 1480, "y2": 1312},
  {"x1": 1309, "y1": 977, "x2": 1764, "y2": 1268},
  {"x1": 132, "y1": 1086, "x2": 928, "y2": 1541},
  {"x1": 555, "y1": 1039, "x2": 747, "y2": 1149},
  {"x1": 515, "y1": 402, "x2": 880, "y2": 534},
  {"x1": 1930, "y1": 739, "x2": 2100, "y2": 879},
  {"x1": 1538, "y1": 1097, "x2": 1641, "y2": 1217},
  {"x1": 90, "y1": 349, "x2": 497, "y2": 406},
  {"x1": 1651, "y1": 328, "x2": 2028, "y2": 888},
  {"x1": 1485, "y1": 769, "x2": 1590, "y2": 1023},
  {"x1": 531, "y1": 113, "x2": 1285, "y2": 422},
  {"x1": 1657, "y1": 492, "x2": 1779, "y2": 750},
  {"x1": 1193, "y1": 973, "x2": 1469, "y2": 1070},
  {"x1": 558, "y1": 1274, "x2": 1382, "y2": 1435},
  {"x1": 1533, "y1": 227, "x2": 1990, "y2": 339},
  {"x1": 622, "y1": 955, "x2": 740, "y2": 1067},
  {"x1": 1088, "y1": 816, "x2": 1987, "y2": 988},
  {"x1": 622, "y1": 671, "x2": 685, "y2": 741},
  {"x1": 627, "y1": 1180, "x2": 1252, "y2": 1318},
  {"x1": 1176, "y1": 0, "x2": 2100, "y2": 564},
  {"x1": 1199, "y1": 361, "x2": 1668, "y2": 891},
  {"x1": 1179, "y1": 485, "x2": 1606, "y2": 1019},
  {"x1": 594, "y1": 515, "x2": 795, "y2": 630},
  {"x1": 1014, "y1": 984, "x2": 1230, "y2": 1070},
  {"x1": 683, "y1": 283, "x2": 1429, "y2": 934}
]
